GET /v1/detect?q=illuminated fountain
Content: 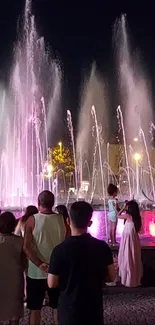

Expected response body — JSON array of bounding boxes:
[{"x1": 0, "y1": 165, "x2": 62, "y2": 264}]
[
  {"x1": 74, "y1": 14, "x2": 155, "y2": 205},
  {"x1": 115, "y1": 14, "x2": 154, "y2": 201},
  {"x1": 117, "y1": 105, "x2": 132, "y2": 198},
  {"x1": 1, "y1": 1, "x2": 155, "y2": 238},
  {"x1": 0, "y1": 0, "x2": 61, "y2": 207},
  {"x1": 74, "y1": 14, "x2": 155, "y2": 238},
  {"x1": 67, "y1": 110, "x2": 78, "y2": 193}
]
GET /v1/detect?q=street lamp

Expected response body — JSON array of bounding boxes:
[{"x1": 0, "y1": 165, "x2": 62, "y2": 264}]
[
  {"x1": 133, "y1": 137, "x2": 138, "y2": 142},
  {"x1": 133, "y1": 153, "x2": 142, "y2": 198},
  {"x1": 46, "y1": 164, "x2": 53, "y2": 180},
  {"x1": 133, "y1": 153, "x2": 141, "y2": 162},
  {"x1": 45, "y1": 163, "x2": 53, "y2": 192},
  {"x1": 58, "y1": 141, "x2": 62, "y2": 155},
  {"x1": 47, "y1": 164, "x2": 53, "y2": 173}
]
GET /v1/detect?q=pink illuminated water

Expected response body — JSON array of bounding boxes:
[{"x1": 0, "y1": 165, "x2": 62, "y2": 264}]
[
  {"x1": 115, "y1": 15, "x2": 152, "y2": 144},
  {"x1": 4, "y1": 207, "x2": 155, "y2": 239},
  {"x1": 67, "y1": 110, "x2": 78, "y2": 193},
  {"x1": 88, "y1": 211, "x2": 124, "y2": 239},
  {"x1": 88, "y1": 210, "x2": 155, "y2": 239},
  {"x1": 117, "y1": 105, "x2": 132, "y2": 198},
  {"x1": 0, "y1": 0, "x2": 61, "y2": 207},
  {"x1": 1, "y1": 3, "x2": 155, "y2": 209}
]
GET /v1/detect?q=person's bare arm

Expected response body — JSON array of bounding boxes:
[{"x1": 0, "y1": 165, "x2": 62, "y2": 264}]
[
  {"x1": 48, "y1": 246, "x2": 61, "y2": 288},
  {"x1": 118, "y1": 213, "x2": 128, "y2": 220},
  {"x1": 15, "y1": 219, "x2": 22, "y2": 236},
  {"x1": 48, "y1": 274, "x2": 59, "y2": 288},
  {"x1": 117, "y1": 202, "x2": 128, "y2": 219},
  {"x1": 22, "y1": 251, "x2": 28, "y2": 272},
  {"x1": 117, "y1": 206, "x2": 128, "y2": 219},
  {"x1": 65, "y1": 220, "x2": 71, "y2": 238},
  {"x1": 116, "y1": 199, "x2": 121, "y2": 213},
  {"x1": 23, "y1": 216, "x2": 44, "y2": 268},
  {"x1": 105, "y1": 264, "x2": 116, "y2": 282}
]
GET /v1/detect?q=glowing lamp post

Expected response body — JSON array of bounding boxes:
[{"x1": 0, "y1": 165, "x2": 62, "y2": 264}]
[
  {"x1": 47, "y1": 164, "x2": 53, "y2": 177},
  {"x1": 133, "y1": 153, "x2": 142, "y2": 198},
  {"x1": 58, "y1": 141, "x2": 62, "y2": 155}
]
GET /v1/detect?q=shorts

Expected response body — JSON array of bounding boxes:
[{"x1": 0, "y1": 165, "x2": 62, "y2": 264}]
[
  {"x1": 26, "y1": 276, "x2": 60, "y2": 310},
  {"x1": 108, "y1": 211, "x2": 117, "y2": 222}
]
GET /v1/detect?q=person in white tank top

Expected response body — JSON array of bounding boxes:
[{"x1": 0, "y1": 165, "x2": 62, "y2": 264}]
[{"x1": 24, "y1": 191, "x2": 66, "y2": 325}]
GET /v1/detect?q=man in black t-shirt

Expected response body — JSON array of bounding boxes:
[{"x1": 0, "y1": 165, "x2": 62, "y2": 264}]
[{"x1": 48, "y1": 201, "x2": 115, "y2": 325}]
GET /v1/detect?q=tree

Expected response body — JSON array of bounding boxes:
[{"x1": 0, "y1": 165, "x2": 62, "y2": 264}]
[{"x1": 48, "y1": 143, "x2": 75, "y2": 178}]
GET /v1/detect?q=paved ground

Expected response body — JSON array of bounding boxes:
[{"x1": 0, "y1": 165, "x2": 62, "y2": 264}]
[
  {"x1": 104, "y1": 290, "x2": 155, "y2": 324},
  {"x1": 1, "y1": 289, "x2": 155, "y2": 324}
]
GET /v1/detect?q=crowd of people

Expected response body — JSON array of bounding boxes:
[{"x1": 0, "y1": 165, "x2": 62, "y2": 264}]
[{"x1": 0, "y1": 185, "x2": 142, "y2": 325}]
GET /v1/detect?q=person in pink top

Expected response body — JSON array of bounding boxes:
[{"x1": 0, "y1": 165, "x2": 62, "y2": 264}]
[{"x1": 118, "y1": 200, "x2": 142, "y2": 287}]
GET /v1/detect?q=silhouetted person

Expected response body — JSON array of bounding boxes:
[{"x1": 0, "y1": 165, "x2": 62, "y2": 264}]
[
  {"x1": 24, "y1": 191, "x2": 66, "y2": 325},
  {"x1": 0, "y1": 212, "x2": 27, "y2": 325},
  {"x1": 48, "y1": 201, "x2": 115, "y2": 325}
]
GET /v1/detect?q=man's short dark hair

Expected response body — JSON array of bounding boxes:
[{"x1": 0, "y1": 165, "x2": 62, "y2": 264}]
[
  {"x1": 107, "y1": 183, "x2": 118, "y2": 196},
  {"x1": 70, "y1": 201, "x2": 93, "y2": 229},
  {"x1": 0, "y1": 212, "x2": 16, "y2": 234},
  {"x1": 38, "y1": 191, "x2": 54, "y2": 209}
]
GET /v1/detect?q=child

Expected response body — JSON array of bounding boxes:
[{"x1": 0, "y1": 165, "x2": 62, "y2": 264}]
[
  {"x1": 0, "y1": 212, "x2": 27, "y2": 325},
  {"x1": 107, "y1": 183, "x2": 119, "y2": 245},
  {"x1": 56, "y1": 205, "x2": 71, "y2": 237},
  {"x1": 118, "y1": 200, "x2": 142, "y2": 287}
]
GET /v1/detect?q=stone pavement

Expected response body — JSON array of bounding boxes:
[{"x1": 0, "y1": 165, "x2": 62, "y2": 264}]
[
  {"x1": 104, "y1": 289, "x2": 155, "y2": 324},
  {"x1": 1, "y1": 289, "x2": 155, "y2": 325}
]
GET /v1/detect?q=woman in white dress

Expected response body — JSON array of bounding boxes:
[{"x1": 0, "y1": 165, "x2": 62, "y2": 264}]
[{"x1": 118, "y1": 200, "x2": 142, "y2": 287}]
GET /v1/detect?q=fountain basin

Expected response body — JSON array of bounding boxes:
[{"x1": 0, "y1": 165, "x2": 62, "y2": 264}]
[
  {"x1": 0, "y1": 205, "x2": 155, "y2": 238},
  {"x1": 89, "y1": 209, "x2": 155, "y2": 239}
]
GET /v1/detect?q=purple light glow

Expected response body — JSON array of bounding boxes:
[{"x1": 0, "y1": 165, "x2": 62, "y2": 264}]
[
  {"x1": 88, "y1": 210, "x2": 124, "y2": 239},
  {"x1": 0, "y1": 0, "x2": 61, "y2": 207},
  {"x1": 88, "y1": 210, "x2": 155, "y2": 239}
]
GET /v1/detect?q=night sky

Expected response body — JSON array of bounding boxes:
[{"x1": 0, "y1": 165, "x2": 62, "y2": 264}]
[{"x1": 0, "y1": 0, "x2": 155, "y2": 141}]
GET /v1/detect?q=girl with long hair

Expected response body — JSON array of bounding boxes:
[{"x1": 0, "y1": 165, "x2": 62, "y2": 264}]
[
  {"x1": 15, "y1": 205, "x2": 38, "y2": 237},
  {"x1": 56, "y1": 205, "x2": 71, "y2": 237},
  {"x1": 14, "y1": 205, "x2": 38, "y2": 301},
  {"x1": 118, "y1": 200, "x2": 142, "y2": 287}
]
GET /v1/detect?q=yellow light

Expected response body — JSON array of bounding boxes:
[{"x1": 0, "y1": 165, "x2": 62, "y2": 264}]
[
  {"x1": 47, "y1": 164, "x2": 53, "y2": 173},
  {"x1": 58, "y1": 141, "x2": 62, "y2": 155},
  {"x1": 133, "y1": 153, "x2": 142, "y2": 162},
  {"x1": 133, "y1": 137, "x2": 138, "y2": 142}
]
